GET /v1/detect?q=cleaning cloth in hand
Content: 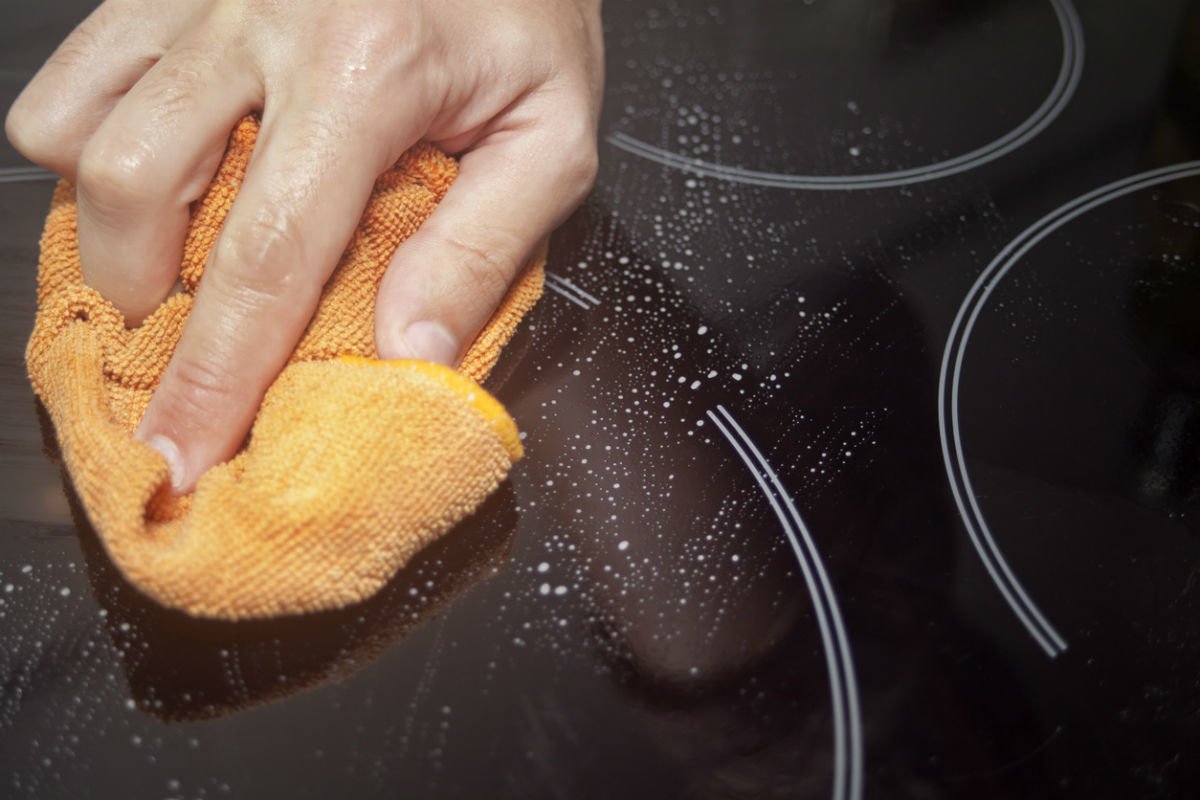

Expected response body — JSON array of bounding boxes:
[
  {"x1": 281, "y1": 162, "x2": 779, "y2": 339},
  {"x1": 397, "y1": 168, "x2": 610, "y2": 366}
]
[{"x1": 26, "y1": 116, "x2": 543, "y2": 620}]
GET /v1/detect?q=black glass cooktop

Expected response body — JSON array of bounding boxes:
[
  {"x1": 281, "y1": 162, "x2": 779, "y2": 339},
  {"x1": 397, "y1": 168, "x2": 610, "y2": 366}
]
[{"x1": 2, "y1": 1, "x2": 1199, "y2": 797}]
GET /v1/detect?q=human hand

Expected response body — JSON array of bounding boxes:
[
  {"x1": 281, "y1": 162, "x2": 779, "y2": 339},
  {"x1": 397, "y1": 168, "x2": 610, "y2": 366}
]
[{"x1": 7, "y1": 0, "x2": 603, "y2": 492}]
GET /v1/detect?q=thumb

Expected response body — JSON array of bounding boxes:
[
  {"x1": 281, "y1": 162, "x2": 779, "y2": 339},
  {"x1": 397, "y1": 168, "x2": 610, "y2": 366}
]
[{"x1": 375, "y1": 122, "x2": 597, "y2": 364}]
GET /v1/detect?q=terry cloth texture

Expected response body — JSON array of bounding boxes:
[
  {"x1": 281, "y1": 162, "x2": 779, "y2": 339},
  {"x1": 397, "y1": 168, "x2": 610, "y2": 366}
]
[{"x1": 26, "y1": 116, "x2": 543, "y2": 621}]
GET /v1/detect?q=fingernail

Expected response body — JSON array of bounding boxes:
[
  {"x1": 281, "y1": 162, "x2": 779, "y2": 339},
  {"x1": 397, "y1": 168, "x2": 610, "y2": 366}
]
[
  {"x1": 398, "y1": 320, "x2": 459, "y2": 366},
  {"x1": 144, "y1": 434, "x2": 187, "y2": 494}
]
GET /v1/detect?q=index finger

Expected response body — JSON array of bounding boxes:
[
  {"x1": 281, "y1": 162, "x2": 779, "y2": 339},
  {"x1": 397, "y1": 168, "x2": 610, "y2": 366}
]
[{"x1": 134, "y1": 106, "x2": 399, "y2": 492}]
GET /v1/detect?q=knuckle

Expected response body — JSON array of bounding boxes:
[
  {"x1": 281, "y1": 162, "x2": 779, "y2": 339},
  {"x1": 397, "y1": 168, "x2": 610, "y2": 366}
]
[
  {"x1": 211, "y1": 211, "x2": 304, "y2": 302},
  {"x1": 540, "y1": 127, "x2": 599, "y2": 206},
  {"x1": 562, "y1": 141, "x2": 600, "y2": 199},
  {"x1": 490, "y1": 11, "x2": 542, "y2": 58},
  {"x1": 163, "y1": 353, "x2": 237, "y2": 421},
  {"x1": 140, "y1": 49, "x2": 211, "y2": 123},
  {"x1": 303, "y1": 14, "x2": 412, "y2": 102},
  {"x1": 284, "y1": 111, "x2": 349, "y2": 167},
  {"x1": 3, "y1": 97, "x2": 41, "y2": 160},
  {"x1": 77, "y1": 139, "x2": 156, "y2": 214},
  {"x1": 442, "y1": 232, "x2": 519, "y2": 301},
  {"x1": 4, "y1": 1, "x2": 164, "y2": 173},
  {"x1": 5, "y1": 89, "x2": 78, "y2": 172}
]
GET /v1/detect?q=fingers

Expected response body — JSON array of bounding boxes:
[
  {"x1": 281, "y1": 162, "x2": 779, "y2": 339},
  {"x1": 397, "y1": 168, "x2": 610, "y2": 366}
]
[
  {"x1": 133, "y1": 105, "x2": 404, "y2": 493},
  {"x1": 75, "y1": 33, "x2": 260, "y2": 324},
  {"x1": 5, "y1": 0, "x2": 205, "y2": 177},
  {"x1": 374, "y1": 103, "x2": 599, "y2": 365}
]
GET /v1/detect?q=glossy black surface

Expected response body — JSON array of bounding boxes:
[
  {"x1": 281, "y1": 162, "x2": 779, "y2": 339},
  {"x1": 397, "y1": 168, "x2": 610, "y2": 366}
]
[{"x1": 2, "y1": 1, "x2": 1199, "y2": 797}]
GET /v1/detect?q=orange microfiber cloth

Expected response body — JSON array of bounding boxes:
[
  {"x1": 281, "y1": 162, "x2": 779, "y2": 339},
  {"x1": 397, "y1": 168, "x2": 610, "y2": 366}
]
[{"x1": 26, "y1": 116, "x2": 543, "y2": 620}]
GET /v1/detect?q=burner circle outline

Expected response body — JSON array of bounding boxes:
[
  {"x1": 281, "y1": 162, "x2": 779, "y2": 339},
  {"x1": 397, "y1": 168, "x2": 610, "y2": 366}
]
[
  {"x1": 608, "y1": 0, "x2": 1084, "y2": 190},
  {"x1": 939, "y1": 160, "x2": 1200, "y2": 658}
]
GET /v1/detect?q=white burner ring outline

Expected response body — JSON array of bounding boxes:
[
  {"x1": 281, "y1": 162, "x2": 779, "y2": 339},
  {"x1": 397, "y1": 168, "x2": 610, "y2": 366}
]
[
  {"x1": 708, "y1": 405, "x2": 863, "y2": 800},
  {"x1": 544, "y1": 270, "x2": 601, "y2": 309},
  {"x1": 939, "y1": 161, "x2": 1200, "y2": 659},
  {"x1": 607, "y1": 0, "x2": 1084, "y2": 190},
  {"x1": 0, "y1": 166, "x2": 56, "y2": 184}
]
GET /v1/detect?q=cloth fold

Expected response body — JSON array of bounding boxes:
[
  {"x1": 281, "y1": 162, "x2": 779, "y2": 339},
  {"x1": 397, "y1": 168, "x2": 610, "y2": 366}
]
[{"x1": 26, "y1": 116, "x2": 543, "y2": 620}]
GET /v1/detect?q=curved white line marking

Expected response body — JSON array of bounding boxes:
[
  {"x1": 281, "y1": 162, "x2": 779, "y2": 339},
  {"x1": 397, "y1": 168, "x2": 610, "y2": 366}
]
[
  {"x1": 545, "y1": 271, "x2": 600, "y2": 309},
  {"x1": 545, "y1": 280, "x2": 592, "y2": 309},
  {"x1": 547, "y1": 272, "x2": 601, "y2": 305},
  {"x1": 0, "y1": 166, "x2": 56, "y2": 184},
  {"x1": 708, "y1": 405, "x2": 863, "y2": 800},
  {"x1": 939, "y1": 160, "x2": 1200, "y2": 658},
  {"x1": 608, "y1": 0, "x2": 1083, "y2": 190}
]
